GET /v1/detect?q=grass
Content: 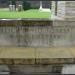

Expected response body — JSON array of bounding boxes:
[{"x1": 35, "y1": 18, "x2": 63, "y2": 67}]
[{"x1": 0, "y1": 8, "x2": 51, "y2": 19}]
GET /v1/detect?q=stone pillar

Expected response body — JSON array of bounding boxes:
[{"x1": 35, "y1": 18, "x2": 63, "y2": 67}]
[
  {"x1": 12, "y1": 5, "x2": 16, "y2": 11},
  {"x1": 57, "y1": 1, "x2": 65, "y2": 18},
  {"x1": 18, "y1": 5, "x2": 23, "y2": 11},
  {"x1": 39, "y1": 1, "x2": 43, "y2": 10},
  {"x1": 51, "y1": 1, "x2": 56, "y2": 15},
  {"x1": 16, "y1": 1, "x2": 23, "y2": 11},
  {"x1": 9, "y1": 5, "x2": 13, "y2": 11},
  {"x1": 9, "y1": 5, "x2": 16, "y2": 11}
]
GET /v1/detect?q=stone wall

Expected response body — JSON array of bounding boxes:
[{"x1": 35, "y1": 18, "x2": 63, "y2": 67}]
[
  {"x1": 65, "y1": 1, "x2": 75, "y2": 20},
  {"x1": 0, "y1": 19, "x2": 52, "y2": 47},
  {"x1": 0, "y1": 19, "x2": 75, "y2": 47},
  {"x1": 57, "y1": 1, "x2": 75, "y2": 20},
  {"x1": 53, "y1": 20, "x2": 75, "y2": 47},
  {"x1": 9, "y1": 64, "x2": 62, "y2": 74}
]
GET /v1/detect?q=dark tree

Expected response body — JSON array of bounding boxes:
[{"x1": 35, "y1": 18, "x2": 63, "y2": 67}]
[
  {"x1": 9, "y1": 0, "x2": 16, "y2": 5},
  {"x1": 22, "y1": 0, "x2": 31, "y2": 10}
]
